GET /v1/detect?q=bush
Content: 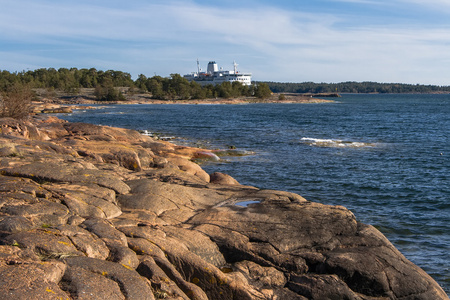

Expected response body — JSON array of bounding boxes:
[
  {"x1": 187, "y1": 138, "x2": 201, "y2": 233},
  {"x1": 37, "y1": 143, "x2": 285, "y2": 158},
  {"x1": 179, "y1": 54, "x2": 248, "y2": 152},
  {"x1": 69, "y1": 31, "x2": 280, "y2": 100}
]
[
  {"x1": 94, "y1": 83, "x2": 126, "y2": 101},
  {"x1": 255, "y1": 83, "x2": 272, "y2": 99},
  {"x1": 0, "y1": 83, "x2": 33, "y2": 119}
]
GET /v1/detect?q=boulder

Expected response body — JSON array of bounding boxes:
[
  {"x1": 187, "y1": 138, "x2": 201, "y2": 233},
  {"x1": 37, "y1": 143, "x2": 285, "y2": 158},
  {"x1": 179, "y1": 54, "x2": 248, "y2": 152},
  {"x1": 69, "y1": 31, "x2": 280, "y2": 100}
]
[
  {"x1": 166, "y1": 156, "x2": 210, "y2": 182},
  {"x1": 209, "y1": 172, "x2": 240, "y2": 185}
]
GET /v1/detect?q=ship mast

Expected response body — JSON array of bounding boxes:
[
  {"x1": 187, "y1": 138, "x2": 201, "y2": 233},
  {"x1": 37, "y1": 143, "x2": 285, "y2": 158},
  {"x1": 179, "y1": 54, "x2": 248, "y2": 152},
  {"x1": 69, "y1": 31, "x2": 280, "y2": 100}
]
[
  {"x1": 233, "y1": 61, "x2": 238, "y2": 74},
  {"x1": 197, "y1": 59, "x2": 200, "y2": 74}
]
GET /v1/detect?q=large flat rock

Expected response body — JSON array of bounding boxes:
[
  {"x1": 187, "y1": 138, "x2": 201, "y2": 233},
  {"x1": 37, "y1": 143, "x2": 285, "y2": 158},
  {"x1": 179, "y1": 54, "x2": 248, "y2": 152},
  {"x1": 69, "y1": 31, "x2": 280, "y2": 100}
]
[{"x1": 0, "y1": 117, "x2": 447, "y2": 300}]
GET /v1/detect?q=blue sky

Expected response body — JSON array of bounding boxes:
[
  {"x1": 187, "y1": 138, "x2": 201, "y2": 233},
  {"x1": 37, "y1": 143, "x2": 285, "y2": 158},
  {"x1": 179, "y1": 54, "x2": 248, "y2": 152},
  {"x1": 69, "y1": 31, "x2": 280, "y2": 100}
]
[{"x1": 1, "y1": 0, "x2": 450, "y2": 84}]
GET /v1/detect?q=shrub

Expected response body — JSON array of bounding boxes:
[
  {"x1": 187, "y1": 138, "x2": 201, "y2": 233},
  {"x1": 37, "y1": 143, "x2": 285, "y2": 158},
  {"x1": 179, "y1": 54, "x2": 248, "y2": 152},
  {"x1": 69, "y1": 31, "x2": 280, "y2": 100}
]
[
  {"x1": 94, "y1": 83, "x2": 126, "y2": 101},
  {"x1": 0, "y1": 83, "x2": 33, "y2": 119},
  {"x1": 254, "y1": 83, "x2": 272, "y2": 99}
]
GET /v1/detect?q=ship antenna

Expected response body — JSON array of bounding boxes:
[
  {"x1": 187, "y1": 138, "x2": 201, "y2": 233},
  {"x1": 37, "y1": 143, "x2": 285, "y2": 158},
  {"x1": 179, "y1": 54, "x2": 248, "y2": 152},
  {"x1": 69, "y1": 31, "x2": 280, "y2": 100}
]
[
  {"x1": 233, "y1": 61, "x2": 238, "y2": 73},
  {"x1": 197, "y1": 59, "x2": 200, "y2": 74}
]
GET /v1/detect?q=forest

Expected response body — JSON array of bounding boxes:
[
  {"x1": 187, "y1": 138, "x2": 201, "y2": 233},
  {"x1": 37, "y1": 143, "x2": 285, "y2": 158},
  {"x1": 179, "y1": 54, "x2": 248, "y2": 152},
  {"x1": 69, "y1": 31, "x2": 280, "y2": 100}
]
[
  {"x1": 1, "y1": 68, "x2": 449, "y2": 103},
  {"x1": 0, "y1": 68, "x2": 271, "y2": 101},
  {"x1": 263, "y1": 81, "x2": 450, "y2": 94}
]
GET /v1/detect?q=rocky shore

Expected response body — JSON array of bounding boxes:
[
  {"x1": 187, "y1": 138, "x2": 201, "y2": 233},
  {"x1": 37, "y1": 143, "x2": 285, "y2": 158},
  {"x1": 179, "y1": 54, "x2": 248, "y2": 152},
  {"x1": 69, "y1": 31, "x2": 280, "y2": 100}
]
[
  {"x1": 32, "y1": 88, "x2": 336, "y2": 106},
  {"x1": 0, "y1": 115, "x2": 447, "y2": 299}
]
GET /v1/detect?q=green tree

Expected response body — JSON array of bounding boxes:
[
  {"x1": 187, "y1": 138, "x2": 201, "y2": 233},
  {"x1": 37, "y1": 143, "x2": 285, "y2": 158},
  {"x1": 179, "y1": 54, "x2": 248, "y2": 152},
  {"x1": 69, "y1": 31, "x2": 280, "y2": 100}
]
[
  {"x1": 94, "y1": 78, "x2": 125, "y2": 101},
  {"x1": 231, "y1": 81, "x2": 247, "y2": 97},
  {"x1": 203, "y1": 84, "x2": 217, "y2": 98},
  {"x1": 168, "y1": 74, "x2": 192, "y2": 99},
  {"x1": 254, "y1": 83, "x2": 272, "y2": 99},
  {"x1": 146, "y1": 76, "x2": 165, "y2": 99},
  {"x1": 135, "y1": 74, "x2": 148, "y2": 92},
  {"x1": 216, "y1": 82, "x2": 233, "y2": 98},
  {"x1": 190, "y1": 81, "x2": 206, "y2": 99}
]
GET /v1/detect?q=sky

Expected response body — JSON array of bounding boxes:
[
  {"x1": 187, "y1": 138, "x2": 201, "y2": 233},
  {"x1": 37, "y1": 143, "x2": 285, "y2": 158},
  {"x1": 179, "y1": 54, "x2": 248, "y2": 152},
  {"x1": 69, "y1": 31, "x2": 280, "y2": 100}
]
[{"x1": 1, "y1": 0, "x2": 450, "y2": 85}]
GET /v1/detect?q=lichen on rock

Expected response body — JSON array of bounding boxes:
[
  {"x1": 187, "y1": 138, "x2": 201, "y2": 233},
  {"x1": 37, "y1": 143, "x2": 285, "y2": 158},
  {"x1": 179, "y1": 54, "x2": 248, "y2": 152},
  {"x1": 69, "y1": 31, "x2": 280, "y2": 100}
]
[{"x1": 0, "y1": 115, "x2": 447, "y2": 300}]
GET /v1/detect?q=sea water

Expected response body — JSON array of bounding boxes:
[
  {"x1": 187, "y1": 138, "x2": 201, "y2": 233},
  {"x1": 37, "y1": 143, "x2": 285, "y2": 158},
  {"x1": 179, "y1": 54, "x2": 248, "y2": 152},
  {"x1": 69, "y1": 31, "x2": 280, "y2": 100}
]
[{"x1": 61, "y1": 94, "x2": 450, "y2": 293}]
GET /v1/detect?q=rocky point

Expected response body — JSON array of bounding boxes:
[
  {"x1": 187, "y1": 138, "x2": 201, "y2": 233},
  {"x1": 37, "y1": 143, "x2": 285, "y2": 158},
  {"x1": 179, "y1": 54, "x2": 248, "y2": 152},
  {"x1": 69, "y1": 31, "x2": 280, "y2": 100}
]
[{"x1": 0, "y1": 115, "x2": 447, "y2": 299}]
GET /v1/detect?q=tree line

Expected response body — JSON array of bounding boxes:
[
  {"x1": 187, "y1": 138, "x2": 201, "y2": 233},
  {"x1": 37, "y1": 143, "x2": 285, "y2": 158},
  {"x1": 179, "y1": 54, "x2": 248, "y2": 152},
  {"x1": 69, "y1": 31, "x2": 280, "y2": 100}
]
[
  {"x1": 263, "y1": 81, "x2": 450, "y2": 94},
  {"x1": 0, "y1": 68, "x2": 134, "y2": 93},
  {"x1": 2, "y1": 68, "x2": 450, "y2": 97},
  {"x1": 0, "y1": 68, "x2": 272, "y2": 101},
  {"x1": 134, "y1": 73, "x2": 271, "y2": 100}
]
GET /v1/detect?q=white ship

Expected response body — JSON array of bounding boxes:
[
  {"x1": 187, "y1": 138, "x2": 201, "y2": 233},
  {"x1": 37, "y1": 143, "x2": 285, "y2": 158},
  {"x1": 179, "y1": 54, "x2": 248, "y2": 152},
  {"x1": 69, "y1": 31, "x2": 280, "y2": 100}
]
[{"x1": 184, "y1": 60, "x2": 252, "y2": 86}]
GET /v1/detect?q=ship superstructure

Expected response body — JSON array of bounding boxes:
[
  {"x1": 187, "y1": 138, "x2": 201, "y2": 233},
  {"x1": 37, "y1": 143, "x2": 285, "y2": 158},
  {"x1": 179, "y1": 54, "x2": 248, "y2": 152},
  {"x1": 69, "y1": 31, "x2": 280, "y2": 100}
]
[{"x1": 184, "y1": 60, "x2": 252, "y2": 86}]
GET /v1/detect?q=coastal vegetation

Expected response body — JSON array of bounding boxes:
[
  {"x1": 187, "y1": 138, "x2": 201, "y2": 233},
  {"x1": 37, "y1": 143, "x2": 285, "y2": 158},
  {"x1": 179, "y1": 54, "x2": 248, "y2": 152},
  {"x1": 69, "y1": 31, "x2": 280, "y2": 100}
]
[
  {"x1": 3, "y1": 67, "x2": 449, "y2": 100},
  {"x1": 0, "y1": 68, "x2": 272, "y2": 101},
  {"x1": 2, "y1": 67, "x2": 448, "y2": 112},
  {"x1": 264, "y1": 81, "x2": 450, "y2": 94},
  {"x1": 0, "y1": 82, "x2": 33, "y2": 119}
]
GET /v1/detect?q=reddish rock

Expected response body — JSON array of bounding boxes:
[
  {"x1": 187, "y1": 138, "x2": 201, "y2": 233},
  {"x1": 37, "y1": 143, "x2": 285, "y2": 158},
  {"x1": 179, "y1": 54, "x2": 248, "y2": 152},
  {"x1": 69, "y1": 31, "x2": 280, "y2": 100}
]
[
  {"x1": 0, "y1": 117, "x2": 446, "y2": 300},
  {"x1": 64, "y1": 256, "x2": 154, "y2": 300},
  {"x1": 209, "y1": 172, "x2": 240, "y2": 185},
  {"x1": 0, "y1": 261, "x2": 69, "y2": 299},
  {"x1": 166, "y1": 156, "x2": 210, "y2": 182}
]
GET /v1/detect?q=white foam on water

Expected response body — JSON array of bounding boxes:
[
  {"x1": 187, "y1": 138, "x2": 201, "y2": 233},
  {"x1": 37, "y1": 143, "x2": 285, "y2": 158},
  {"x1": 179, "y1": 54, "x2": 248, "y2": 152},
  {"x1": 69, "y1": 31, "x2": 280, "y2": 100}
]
[{"x1": 301, "y1": 137, "x2": 376, "y2": 148}]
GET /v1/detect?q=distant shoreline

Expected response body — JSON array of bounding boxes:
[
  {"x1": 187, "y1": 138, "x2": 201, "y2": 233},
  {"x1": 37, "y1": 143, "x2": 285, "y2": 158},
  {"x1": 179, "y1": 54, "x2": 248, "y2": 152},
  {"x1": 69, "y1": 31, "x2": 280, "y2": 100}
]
[{"x1": 32, "y1": 88, "x2": 337, "y2": 107}]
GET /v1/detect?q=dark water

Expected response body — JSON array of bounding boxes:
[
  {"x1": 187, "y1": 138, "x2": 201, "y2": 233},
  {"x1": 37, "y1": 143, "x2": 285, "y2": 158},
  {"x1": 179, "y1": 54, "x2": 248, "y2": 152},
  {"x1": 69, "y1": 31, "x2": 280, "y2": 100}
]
[{"x1": 61, "y1": 94, "x2": 450, "y2": 293}]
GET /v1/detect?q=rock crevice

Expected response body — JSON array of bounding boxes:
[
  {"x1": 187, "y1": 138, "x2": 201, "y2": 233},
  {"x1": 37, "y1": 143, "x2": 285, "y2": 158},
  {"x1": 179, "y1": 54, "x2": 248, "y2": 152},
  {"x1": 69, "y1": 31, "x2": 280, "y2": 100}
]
[{"x1": 0, "y1": 116, "x2": 447, "y2": 299}]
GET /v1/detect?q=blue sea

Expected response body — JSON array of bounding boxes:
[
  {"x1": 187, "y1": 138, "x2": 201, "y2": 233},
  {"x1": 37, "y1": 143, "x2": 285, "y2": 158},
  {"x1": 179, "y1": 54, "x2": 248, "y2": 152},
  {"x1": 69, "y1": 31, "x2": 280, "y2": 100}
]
[{"x1": 60, "y1": 94, "x2": 449, "y2": 293}]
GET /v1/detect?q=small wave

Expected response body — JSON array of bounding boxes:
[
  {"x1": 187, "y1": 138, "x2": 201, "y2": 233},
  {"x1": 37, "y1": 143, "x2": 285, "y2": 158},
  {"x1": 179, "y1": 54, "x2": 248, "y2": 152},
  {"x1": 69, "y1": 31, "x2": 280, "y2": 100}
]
[
  {"x1": 139, "y1": 130, "x2": 175, "y2": 141},
  {"x1": 301, "y1": 137, "x2": 377, "y2": 148}
]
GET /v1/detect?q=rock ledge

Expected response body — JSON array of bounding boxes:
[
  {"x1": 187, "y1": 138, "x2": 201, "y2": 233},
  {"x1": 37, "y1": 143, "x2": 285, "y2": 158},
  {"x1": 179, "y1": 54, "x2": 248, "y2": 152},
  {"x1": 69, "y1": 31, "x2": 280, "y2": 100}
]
[{"x1": 0, "y1": 116, "x2": 447, "y2": 299}]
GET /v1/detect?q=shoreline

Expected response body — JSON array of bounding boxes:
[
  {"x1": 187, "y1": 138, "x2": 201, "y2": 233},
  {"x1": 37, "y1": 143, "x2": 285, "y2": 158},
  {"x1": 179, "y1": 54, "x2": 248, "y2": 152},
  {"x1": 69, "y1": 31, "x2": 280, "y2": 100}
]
[
  {"x1": 31, "y1": 93, "x2": 336, "y2": 114},
  {"x1": 32, "y1": 88, "x2": 336, "y2": 106},
  {"x1": 0, "y1": 115, "x2": 447, "y2": 299}
]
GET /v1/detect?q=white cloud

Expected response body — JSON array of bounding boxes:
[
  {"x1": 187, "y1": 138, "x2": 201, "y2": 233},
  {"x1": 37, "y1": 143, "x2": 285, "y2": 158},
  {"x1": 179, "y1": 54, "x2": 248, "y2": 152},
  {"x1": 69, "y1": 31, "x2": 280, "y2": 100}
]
[
  {"x1": 329, "y1": 0, "x2": 384, "y2": 4},
  {"x1": 1, "y1": 0, "x2": 450, "y2": 84},
  {"x1": 401, "y1": 0, "x2": 450, "y2": 10}
]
